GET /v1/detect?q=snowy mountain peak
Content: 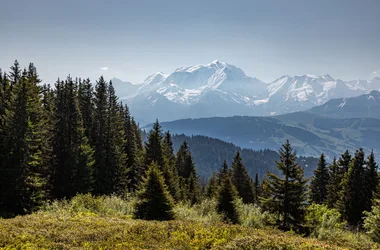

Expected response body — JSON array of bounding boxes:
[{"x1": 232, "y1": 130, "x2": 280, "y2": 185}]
[
  {"x1": 119, "y1": 61, "x2": 380, "y2": 122},
  {"x1": 144, "y1": 72, "x2": 167, "y2": 85}
]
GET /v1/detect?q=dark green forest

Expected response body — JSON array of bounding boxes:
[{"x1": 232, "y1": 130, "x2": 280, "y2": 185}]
[{"x1": 0, "y1": 61, "x2": 379, "y2": 237}]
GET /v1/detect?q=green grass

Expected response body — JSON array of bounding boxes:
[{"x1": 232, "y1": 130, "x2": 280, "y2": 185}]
[{"x1": 0, "y1": 195, "x2": 378, "y2": 249}]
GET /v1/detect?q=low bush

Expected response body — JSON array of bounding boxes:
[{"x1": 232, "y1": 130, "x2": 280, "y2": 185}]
[
  {"x1": 305, "y1": 204, "x2": 345, "y2": 240},
  {"x1": 39, "y1": 193, "x2": 136, "y2": 218},
  {"x1": 364, "y1": 199, "x2": 380, "y2": 243},
  {"x1": 174, "y1": 198, "x2": 222, "y2": 223},
  {"x1": 234, "y1": 198, "x2": 276, "y2": 228}
]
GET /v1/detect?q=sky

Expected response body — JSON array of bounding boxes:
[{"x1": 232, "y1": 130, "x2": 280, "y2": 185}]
[{"x1": 1, "y1": 0, "x2": 380, "y2": 84}]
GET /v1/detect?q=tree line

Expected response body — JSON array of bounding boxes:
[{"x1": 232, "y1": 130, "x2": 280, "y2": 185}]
[{"x1": 0, "y1": 61, "x2": 379, "y2": 234}]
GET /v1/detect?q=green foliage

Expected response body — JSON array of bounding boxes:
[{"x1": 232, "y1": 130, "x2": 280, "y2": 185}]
[
  {"x1": 231, "y1": 151, "x2": 255, "y2": 204},
  {"x1": 1, "y1": 209, "x2": 378, "y2": 249},
  {"x1": 234, "y1": 198, "x2": 276, "y2": 228},
  {"x1": 363, "y1": 151, "x2": 379, "y2": 213},
  {"x1": 338, "y1": 148, "x2": 366, "y2": 226},
  {"x1": 176, "y1": 141, "x2": 201, "y2": 203},
  {"x1": 206, "y1": 173, "x2": 220, "y2": 199},
  {"x1": 171, "y1": 134, "x2": 319, "y2": 180},
  {"x1": 162, "y1": 131, "x2": 181, "y2": 201},
  {"x1": 310, "y1": 153, "x2": 329, "y2": 204},
  {"x1": 253, "y1": 173, "x2": 260, "y2": 204},
  {"x1": 326, "y1": 158, "x2": 340, "y2": 209},
  {"x1": 39, "y1": 193, "x2": 136, "y2": 217},
  {"x1": 305, "y1": 204, "x2": 345, "y2": 240},
  {"x1": 364, "y1": 199, "x2": 380, "y2": 243},
  {"x1": 0, "y1": 63, "x2": 48, "y2": 216},
  {"x1": 51, "y1": 77, "x2": 94, "y2": 199},
  {"x1": 261, "y1": 140, "x2": 308, "y2": 232},
  {"x1": 217, "y1": 174, "x2": 239, "y2": 224},
  {"x1": 134, "y1": 162, "x2": 175, "y2": 220},
  {"x1": 174, "y1": 199, "x2": 222, "y2": 223}
]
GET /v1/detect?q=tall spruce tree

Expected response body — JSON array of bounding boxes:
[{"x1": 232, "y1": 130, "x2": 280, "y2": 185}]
[
  {"x1": 261, "y1": 140, "x2": 307, "y2": 231},
  {"x1": 338, "y1": 150, "x2": 351, "y2": 177},
  {"x1": 217, "y1": 173, "x2": 239, "y2": 224},
  {"x1": 218, "y1": 160, "x2": 230, "y2": 184},
  {"x1": 363, "y1": 151, "x2": 379, "y2": 213},
  {"x1": 134, "y1": 162, "x2": 174, "y2": 220},
  {"x1": 123, "y1": 105, "x2": 141, "y2": 193},
  {"x1": 105, "y1": 81, "x2": 125, "y2": 194},
  {"x1": 310, "y1": 153, "x2": 329, "y2": 204},
  {"x1": 0, "y1": 64, "x2": 47, "y2": 216},
  {"x1": 176, "y1": 141, "x2": 201, "y2": 203},
  {"x1": 51, "y1": 77, "x2": 94, "y2": 199},
  {"x1": 326, "y1": 157, "x2": 341, "y2": 208},
  {"x1": 162, "y1": 131, "x2": 180, "y2": 201},
  {"x1": 144, "y1": 120, "x2": 165, "y2": 171},
  {"x1": 338, "y1": 148, "x2": 366, "y2": 226},
  {"x1": 231, "y1": 151, "x2": 254, "y2": 203},
  {"x1": 253, "y1": 173, "x2": 260, "y2": 204},
  {"x1": 206, "y1": 173, "x2": 219, "y2": 199},
  {"x1": 92, "y1": 76, "x2": 110, "y2": 194},
  {"x1": 77, "y1": 78, "x2": 93, "y2": 139}
]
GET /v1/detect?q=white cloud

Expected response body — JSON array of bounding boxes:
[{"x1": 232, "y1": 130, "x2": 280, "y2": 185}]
[
  {"x1": 373, "y1": 71, "x2": 377, "y2": 74},
  {"x1": 100, "y1": 67, "x2": 109, "y2": 71}
]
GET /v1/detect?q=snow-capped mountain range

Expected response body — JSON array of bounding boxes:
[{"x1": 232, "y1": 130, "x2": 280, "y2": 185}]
[{"x1": 113, "y1": 60, "x2": 380, "y2": 123}]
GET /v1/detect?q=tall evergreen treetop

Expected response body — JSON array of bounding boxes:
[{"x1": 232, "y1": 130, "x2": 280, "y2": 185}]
[
  {"x1": 261, "y1": 140, "x2": 307, "y2": 231},
  {"x1": 326, "y1": 157, "x2": 341, "y2": 208},
  {"x1": 338, "y1": 148, "x2": 365, "y2": 226},
  {"x1": 134, "y1": 162, "x2": 174, "y2": 221},
  {"x1": 217, "y1": 173, "x2": 239, "y2": 224},
  {"x1": 144, "y1": 120, "x2": 165, "y2": 171},
  {"x1": 310, "y1": 153, "x2": 329, "y2": 204},
  {"x1": 231, "y1": 151, "x2": 254, "y2": 204}
]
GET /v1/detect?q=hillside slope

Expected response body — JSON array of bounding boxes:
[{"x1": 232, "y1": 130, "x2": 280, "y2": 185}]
[
  {"x1": 1, "y1": 212, "x2": 377, "y2": 249},
  {"x1": 153, "y1": 114, "x2": 380, "y2": 160},
  {"x1": 171, "y1": 134, "x2": 318, "y2": 180}
]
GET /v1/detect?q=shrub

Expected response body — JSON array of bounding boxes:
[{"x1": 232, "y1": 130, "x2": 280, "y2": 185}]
[
  {"x1": 39, "y1": 193, "x2": 136, "y2": 217},
  {"x1": 364, "y1": 199, "x2": 380, "y2": 243},
  {"x1": 305, "y1": 204, "x2": 345, "y2": 240},
  {"x1": 174, "y1": 199, "x2": 222, "y2": 223},
  {"x1": 234, "y1": 198, "x2": 275, "y2": 228}
]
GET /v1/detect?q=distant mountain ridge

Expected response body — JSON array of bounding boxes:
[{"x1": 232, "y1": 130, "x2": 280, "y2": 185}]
[
  {"x1": 307, "y1": 90, "x2": 380, "y2": 119},
  {"x1": 145, "y1": 106, "x2": 380, "y2": 160},
  {"x1": 112, "y1": 60, "x2": 380, "y2": 123}
]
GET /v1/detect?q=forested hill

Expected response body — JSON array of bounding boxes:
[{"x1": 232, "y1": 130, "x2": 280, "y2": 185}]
[{"x1": 170, "y1": 134, "x2": 319, "y2": 180}]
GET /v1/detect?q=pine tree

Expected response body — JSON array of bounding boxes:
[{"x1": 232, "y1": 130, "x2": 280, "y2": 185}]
[
  {"x1": 338, "y1": 148, "x2": 365, "y2": 226},
  {"x1": 176, "y1": 141, "x2": 201, "y2": 203},
  {"x1": 134, "y1": 162, "x2": 174, "y2": 220},
  {"x1": 144, "y1": 120, "x2": 165, "y2": 171},
  {"x1": 253, "y1": 173, "x2": 260, "y2": 204},
  {"x1": 78, "y1": 78, "x2": 93, "y2": 139},
  {"x1": 310, "y1": 153, "x2": 329, "y2": 204},
  {"x1": 51, "y1": 77, "x2": 94, "y2": 199},
  {"x1": 338, "y1": 150, "x2": 351, "y2": 177},
  {"x1": 123, "y1": 105, "x2": 141, "y2": 193},
  {"x1": 206, "y1": 173, "x2": 219, "y2": 199},
  {"x1": 218, "y1": 160, "x2": 230, "y2": 184},
  {"x1": 261, "y1": 140, "x2": 308, "y2": 231},
  {"x1": 231, "y1": 151, "x2": 254, "y2": 203},
  {"x1": 217, "y1": 174, "x2": 239, "y2": 224},
  {"x1": 326, "y1": 157, "x2": 340, "y2": 208},
  {"x1": 105, "y1": 81, "x2": 125, "y2": 194},
  {"x1": 92, "y1": 76, "x2": 110, "y2": 194},
  {"x1": 363, "y1": 151, "x2": 379, "y2": 213},
  {"x1": 0, "y1": 64, "x2": 48, "y2": 216},
  {"x1": 162, "y1": 131, "x2": 180, "y2": 201}
]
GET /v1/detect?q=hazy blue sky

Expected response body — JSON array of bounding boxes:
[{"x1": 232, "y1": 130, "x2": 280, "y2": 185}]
[{"x1": 1, "y1": 0, "x2": 379, "y2": 84}]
